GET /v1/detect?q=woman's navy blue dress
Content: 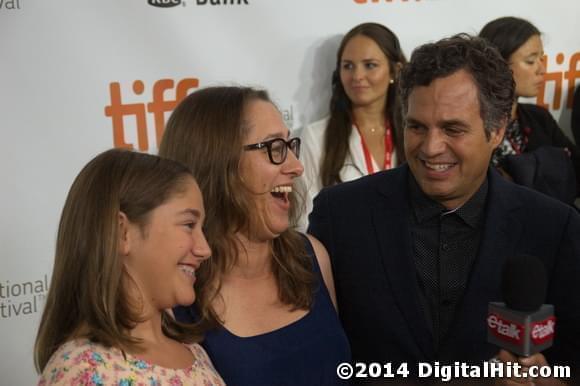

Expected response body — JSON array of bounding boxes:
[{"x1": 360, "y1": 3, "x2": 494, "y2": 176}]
[{"x1": 174, "y1": 237, "x2": 352, "y2": 386}]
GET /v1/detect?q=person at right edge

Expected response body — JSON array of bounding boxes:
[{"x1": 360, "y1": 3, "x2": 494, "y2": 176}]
[
  {"x1": 308, "y1": 34, "x2": 580, "y2": 385},
  {"x1": 479, "y1": 17, "x2": 580, "y2": 206},
  {"x1": 573, "y1": 84, "x2": 580, "y2": 146}
]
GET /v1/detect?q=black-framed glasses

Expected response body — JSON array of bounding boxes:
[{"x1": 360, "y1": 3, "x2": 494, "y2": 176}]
[{"x1": 243, "y1": 137, "x2": 301, "y2": 165}]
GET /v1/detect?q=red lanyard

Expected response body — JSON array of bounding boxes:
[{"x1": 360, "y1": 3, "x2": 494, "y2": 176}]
[{"x1": 356, "y1": 121, "x2": 394, "y2": 174}]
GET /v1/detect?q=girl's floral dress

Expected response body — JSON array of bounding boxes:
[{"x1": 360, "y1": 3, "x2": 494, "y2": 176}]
[{"x1": 38, "y1": 339, "x2": 225, "y2": 386}]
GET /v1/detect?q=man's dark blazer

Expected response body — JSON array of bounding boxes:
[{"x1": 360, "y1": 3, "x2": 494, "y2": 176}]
[{"x1": 308, "y1": 164, "x2": 580, "y2": 368}]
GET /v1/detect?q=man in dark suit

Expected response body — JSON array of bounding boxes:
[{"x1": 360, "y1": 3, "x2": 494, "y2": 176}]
[{"x1": 308, "y1": 34, "x2": 580, "y2": 382}]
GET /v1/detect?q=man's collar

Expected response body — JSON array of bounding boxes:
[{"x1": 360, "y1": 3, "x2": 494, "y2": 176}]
[{"x1": 408, "y1": 174, "x2": 488, "y2": 228}]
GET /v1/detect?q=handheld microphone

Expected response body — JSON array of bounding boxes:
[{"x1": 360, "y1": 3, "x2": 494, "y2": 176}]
[{"x1": 487, "y1": 254, "x2": 556, "y2": 357}]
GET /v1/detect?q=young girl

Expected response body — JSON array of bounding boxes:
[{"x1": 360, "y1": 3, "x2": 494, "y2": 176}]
[{"x1": 35, "y1": 149, "x2": 224, "y2": 385}]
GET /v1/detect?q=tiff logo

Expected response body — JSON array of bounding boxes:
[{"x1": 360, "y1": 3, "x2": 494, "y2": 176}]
[
  {"x1": 537, "y1": 52, "x2": 580, "y2": 111},
  {"x1": 104, "y1": 78, "x2": 199, "y2": 151},
  {"x1": 0, "y1": 0, "x2": 21, "y2": 9}
]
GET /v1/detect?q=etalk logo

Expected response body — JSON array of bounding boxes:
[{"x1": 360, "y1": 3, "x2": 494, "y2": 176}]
[
  {"x1": 487, "y1": 314, "x2": 523, "y2": 344},
  {"x1": 530, "y1": 317, "x2": 556, "y2": 345}
]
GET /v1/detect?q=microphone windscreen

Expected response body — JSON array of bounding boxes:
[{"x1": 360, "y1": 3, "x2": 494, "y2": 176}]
[{"x1": 501, "y1": 254, "x2": 547, "y2": 312}]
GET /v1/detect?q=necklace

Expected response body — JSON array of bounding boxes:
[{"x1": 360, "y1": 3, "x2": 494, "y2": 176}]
[{"x1": 366, "y1": 126, "x2": 382, "y2": 134}]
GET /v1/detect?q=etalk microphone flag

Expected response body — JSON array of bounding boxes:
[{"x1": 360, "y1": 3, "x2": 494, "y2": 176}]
[{"x1": 487, "y1": 254, "x2": 556, "y2": 357}]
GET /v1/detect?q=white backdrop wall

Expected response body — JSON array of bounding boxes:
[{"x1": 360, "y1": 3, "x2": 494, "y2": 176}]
[{"x1": 1, "y1": 1, "x2": 578, "y2": 384}]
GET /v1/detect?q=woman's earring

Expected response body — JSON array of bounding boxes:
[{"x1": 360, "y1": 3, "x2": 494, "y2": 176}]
[{"x1": 389, "y1": 79, "x2": 394, "y2": 84}]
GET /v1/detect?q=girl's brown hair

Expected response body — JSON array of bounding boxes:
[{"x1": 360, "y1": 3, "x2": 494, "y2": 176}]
[{"x1": 34, "y1": 149, "x2": 200, "y2": 372}]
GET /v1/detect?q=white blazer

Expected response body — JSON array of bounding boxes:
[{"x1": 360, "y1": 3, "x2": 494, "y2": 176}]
[{"x1": 299, "y1": 116, "x2": 397, "y2": 230}]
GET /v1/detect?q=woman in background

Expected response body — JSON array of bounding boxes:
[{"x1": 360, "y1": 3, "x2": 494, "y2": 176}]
[
  {"x1": 300, "y1": 22, "x2": 407, "y2": 228},
  {"x1": 159, "y1": 86, "x2": 351, "y2": 385},
  {"x1": 35, "y1": 149, "x2": 223, "y2": 385},
  {"x1": 480, "y1": 16, "x2": 580, "y2": 203}
]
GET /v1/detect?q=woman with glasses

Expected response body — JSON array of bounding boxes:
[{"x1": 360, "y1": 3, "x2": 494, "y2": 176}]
[
  {"x1": 480, "y1": 17, "x2": 580, "y2": 204},
  {"x1": 159, "y1": 86, "x2": 351, "y2": 385},
  {"x1": 300, "y1": 22, "x2": 407, "y2": 228}
]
